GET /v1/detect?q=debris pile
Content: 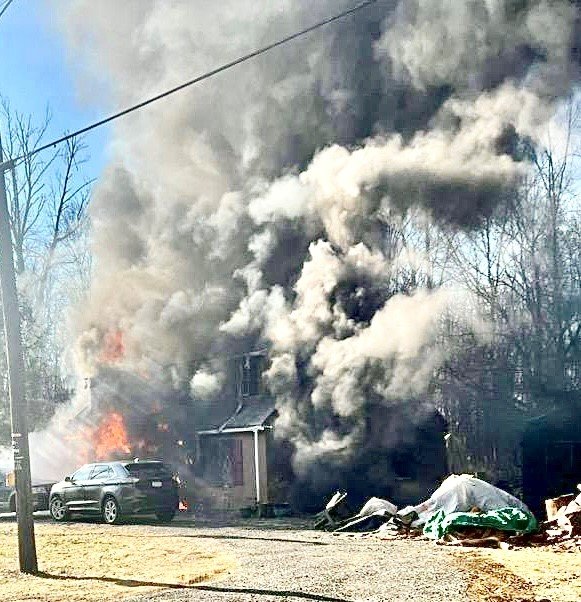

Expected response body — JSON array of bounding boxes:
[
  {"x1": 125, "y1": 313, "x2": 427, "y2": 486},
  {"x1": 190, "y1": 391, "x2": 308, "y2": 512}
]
[
  {"x1": 313, "y1": 491, "x2": 355, "y2": 531},
  {"x1": 540, "y1": 485, "x2": 581, "y2": 551},
  {"x1": 314, "y1": 491, "x2": 398, "y2": 533},
  {"x1": 314, "y1": 474, "x2": 569, "y2": 550}
]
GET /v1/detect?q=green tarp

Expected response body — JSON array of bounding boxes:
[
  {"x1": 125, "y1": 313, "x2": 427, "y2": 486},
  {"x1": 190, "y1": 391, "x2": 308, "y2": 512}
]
[{"x1": 423, "y1": 506, "x2": 538, "y2": 540}]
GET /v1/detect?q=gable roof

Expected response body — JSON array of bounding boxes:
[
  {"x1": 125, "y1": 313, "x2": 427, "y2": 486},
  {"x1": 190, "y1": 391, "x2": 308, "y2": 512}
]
[
  {"x1": 198, "y1": 396, "x2": 277, "y2": 434},
  {"x1": 194, "y1": 398, "x2": 236, "y2": 431}
]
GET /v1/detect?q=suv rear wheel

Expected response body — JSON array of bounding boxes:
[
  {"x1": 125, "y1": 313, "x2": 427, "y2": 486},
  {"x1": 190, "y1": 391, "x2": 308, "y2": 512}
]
[
  {"x1": 50, "y1": 497, "x2": 69, "y2": 522},
  {"x1": 102, "y1": 496, "x2": 121, "y2": 525}
]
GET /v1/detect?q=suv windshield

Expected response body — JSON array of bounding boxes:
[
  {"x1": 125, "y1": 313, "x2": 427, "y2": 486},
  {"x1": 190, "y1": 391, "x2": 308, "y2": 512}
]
[
  {"x1": 124, "y1": 462, "x2": 172, "y2": 478},
  {"x1": 72, "y1": 465, "x2": 93, "y2": 481}
]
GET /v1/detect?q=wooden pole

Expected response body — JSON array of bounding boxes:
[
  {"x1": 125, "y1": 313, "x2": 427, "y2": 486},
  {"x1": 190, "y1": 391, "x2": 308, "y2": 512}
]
[{"x1": 0, "y1": 137, "x2": 38, "y2": 574}]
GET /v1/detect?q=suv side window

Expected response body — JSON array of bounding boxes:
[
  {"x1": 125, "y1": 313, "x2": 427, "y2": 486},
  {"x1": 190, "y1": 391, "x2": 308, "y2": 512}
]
[
  {"x1": 90, "y1": 465, "x2": 111, "y2": 480},
  {"x1": 72, "y1": 465, "x2": 93, "y2": 481},
  {"x1": 111, "y1": 464, "x2": 128, "y2": 478}
]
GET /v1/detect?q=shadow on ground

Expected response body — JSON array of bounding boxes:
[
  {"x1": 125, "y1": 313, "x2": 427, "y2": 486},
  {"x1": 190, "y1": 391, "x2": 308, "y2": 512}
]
[
  {"x1": 37, "y1": 572, "x2": 350, "y2": 601},
  {"x1": 20, "y1": 514, "x2": 314, "y2": 532}
]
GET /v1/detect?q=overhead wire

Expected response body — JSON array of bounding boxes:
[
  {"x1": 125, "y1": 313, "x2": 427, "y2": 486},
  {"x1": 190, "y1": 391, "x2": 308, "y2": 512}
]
[
  {"x1": 0, "y1": 0, "x2": 379, "y2": 170},
  {"x1": 0, "y1": 0, "x2": 15, "y2": 21}
]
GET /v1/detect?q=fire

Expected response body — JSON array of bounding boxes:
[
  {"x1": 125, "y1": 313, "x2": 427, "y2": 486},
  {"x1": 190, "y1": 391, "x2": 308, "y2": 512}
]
[
  {"x1": 94, "y1": 412, "x2": 131, "y2": 459},
  {"x1": 99, "y1": 329, "x2": 125, "y2": 364}
]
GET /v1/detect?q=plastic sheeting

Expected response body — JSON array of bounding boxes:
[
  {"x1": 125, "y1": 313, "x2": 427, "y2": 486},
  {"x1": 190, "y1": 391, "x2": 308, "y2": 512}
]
[
  {"x1": 424, "y1": 507, "x2": 538, "y2": 540},
  {"x1": 397, "y1": 474, "x2": 532, "y2": 528},
  {"x1": 358, "y1": 497, "x2": 397, "y2": 518},
  {"x1": 332, "y1": 496, "x2": 397, "y2": 532}
]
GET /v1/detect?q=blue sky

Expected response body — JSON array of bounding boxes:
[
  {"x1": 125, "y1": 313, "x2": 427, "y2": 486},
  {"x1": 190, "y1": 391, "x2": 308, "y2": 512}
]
[{"x1": 0, "y1": 1, "x2": 108, "y2": 178}]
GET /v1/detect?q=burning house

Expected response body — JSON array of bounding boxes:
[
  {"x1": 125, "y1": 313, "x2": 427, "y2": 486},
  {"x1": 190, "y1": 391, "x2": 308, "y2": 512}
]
[
  {"x1": 39, "y1": 346, "x2": 448, "y2": 514},
  {"x1": 194, "y1": 351, "x2": 276, "y2": 510},
  {"x1": 28, "y1": 365, "x2": 195, "y2": 483},
  {"x1": 18, "y1": 1, "x2": 581, "y2": 513},
  {"x1": 192, "y1": 350, "x2": 448, "y2": 512},
  {"x1": 84, "y1": 368, "x2": 195, "y2": 466}
]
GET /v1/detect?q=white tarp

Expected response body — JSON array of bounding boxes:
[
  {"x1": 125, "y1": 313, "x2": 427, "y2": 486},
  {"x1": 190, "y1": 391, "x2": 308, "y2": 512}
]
[
  {"x1": 398, "y1": 474, "x2": 530, "y2": 527},
  {"x1": 358, "y1": 497, "x2": 397, "y2": 518}
]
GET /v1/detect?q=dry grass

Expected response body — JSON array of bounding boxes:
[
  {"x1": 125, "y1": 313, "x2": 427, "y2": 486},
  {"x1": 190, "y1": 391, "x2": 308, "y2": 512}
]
[
  {"x1": 0, "y1": 522, "x2": 234, "y2": 602},
  {"x1": 455, "y1": 550, "x2": 535, "y2": 602},
  {"x1": 482, "y1": 547, "x2": 581, "y2": 602},
  {"x1": 454, "y1": 545, "x2": 581, "y2": 602}
]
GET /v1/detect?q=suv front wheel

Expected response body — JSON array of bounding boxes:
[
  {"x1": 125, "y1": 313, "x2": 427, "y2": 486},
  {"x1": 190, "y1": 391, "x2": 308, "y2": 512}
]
[
  {"x1": 50, "y1": 497, "x2": 69, "y2": 522},
  {"x1": 102, "y1": 496, "x2": 122, "y2": 525}
]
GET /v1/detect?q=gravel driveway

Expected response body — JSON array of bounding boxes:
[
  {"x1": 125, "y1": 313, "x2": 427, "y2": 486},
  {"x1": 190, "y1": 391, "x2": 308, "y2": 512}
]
[{"x1": 128, "y1": 518, "x2": 468, "y2": 602}]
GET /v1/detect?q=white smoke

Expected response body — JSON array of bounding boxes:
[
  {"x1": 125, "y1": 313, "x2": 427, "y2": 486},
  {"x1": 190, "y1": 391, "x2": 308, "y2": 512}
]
[
  {"x1": 27, "y1": 0, "x2": 581, "y2": 482},
  {"x1": 379, "y1": 0, "x2": 576, "y2": 95},
  {"x1": 29, "y1": 384, "x2": 94, "y2": 480},
  {"x1": 190, "y1": 369, "x2": 224, "y2": 400}
]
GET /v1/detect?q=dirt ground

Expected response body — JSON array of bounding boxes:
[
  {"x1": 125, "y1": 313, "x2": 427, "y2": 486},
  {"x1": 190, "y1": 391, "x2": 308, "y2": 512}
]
[
  {"x1": 0, "y1": 520, "x2": 234, "y2": 601},
  {"x1": 0, "y1": 516, "x2": 579, "y2": 602},
  {"x1": 476, "y1": 546, "x2": 581, "y2": 602}
]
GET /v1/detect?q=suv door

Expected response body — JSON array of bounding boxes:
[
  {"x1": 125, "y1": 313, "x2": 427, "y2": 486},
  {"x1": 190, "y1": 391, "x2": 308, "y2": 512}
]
[
  {"x1": 84, "y1": 464, "x2": 114, "y2": 512},
  {"x1": 63, "y1": 464, "x2": 93, "y2": 510}
]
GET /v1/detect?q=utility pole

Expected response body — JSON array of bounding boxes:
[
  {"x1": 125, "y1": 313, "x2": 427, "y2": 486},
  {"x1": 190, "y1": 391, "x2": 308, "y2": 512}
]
[{"x1": 0, "y1": 139, "x2": 38, "y2": 574}]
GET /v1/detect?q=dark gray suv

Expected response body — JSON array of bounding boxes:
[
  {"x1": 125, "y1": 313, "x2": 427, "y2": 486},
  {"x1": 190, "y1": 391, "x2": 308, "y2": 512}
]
[
  {"x1": 0, "y1": 476, "x2": 54, "y2": 513},
  {"x1": 49, "y1": 460, "x2": 179, "y2": 524}
]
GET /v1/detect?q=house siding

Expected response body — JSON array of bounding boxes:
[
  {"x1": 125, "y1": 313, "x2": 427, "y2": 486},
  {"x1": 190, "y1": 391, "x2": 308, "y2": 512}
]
[{"x1": 198, "y1": 431, "x2": 269, "y2": 510}]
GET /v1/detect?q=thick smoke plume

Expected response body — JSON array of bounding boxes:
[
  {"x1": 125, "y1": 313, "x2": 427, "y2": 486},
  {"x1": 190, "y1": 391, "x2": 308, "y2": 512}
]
[{"x1": 28, "y1": 0, "x2": 581, "y2": 495}]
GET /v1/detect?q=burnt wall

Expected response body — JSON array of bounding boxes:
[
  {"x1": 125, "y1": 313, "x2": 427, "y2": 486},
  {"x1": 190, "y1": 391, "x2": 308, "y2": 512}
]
[{"x1": 522, "y1": 403, "x2": 581, "y2": 517}]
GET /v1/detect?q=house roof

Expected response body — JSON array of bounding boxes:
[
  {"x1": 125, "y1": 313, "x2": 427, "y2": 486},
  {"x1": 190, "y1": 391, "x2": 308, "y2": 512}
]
[
  {"x1": 198, "y1": 396, "x2": 277, "y2": 435},
  {"x1": 195, "y1": 399, "x2": 236, "y2": 431}
]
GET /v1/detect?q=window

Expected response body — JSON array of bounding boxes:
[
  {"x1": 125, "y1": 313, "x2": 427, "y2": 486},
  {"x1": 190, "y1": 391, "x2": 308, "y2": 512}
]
[
  {"x1": 240, "y1": 355, "x2": 263, "y2": 397},
  {"x1": 90, "y1": 465, "x2": 112, "y2": 480},
  {"x1": 200, "y1": 437, "x2": 244, "y2": 487},
  {"x1": 72, "y1": 465, "x2": 93, "y2": 481},
  {"x1": 241, "y1": 356, "x2": 251, "y2": 397}
]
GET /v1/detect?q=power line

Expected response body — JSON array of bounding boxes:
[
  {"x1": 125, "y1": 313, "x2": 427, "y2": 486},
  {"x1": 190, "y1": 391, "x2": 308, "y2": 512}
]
[
  {"x1": 0, "y1": 0, "x2": 379, "y2": 171},
  {"x1": 0, "y1": 0, "x2": 15, "y2": 21}
]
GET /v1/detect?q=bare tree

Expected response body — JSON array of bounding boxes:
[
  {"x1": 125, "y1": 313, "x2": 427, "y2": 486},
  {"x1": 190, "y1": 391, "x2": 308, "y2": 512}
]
[
  {"x1": 38, "y1": 136, "x2": 92, "y2": 308},
  {"x1": 1, "y1": 99, "x2": 55, "y2": 276},
  {"x1": 0, "y1": 99, "x2": 93, "y2": 437},
  {"x1": 436, "y1": 100, "x2": 581, "y2": 489}
]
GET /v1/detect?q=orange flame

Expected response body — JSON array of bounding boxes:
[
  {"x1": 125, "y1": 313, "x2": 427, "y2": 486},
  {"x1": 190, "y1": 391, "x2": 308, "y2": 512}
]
[
  {"x1": 99, "y1": 330, "x2": 125, "y2": 364},
  {"x1": 94, "y1": 412, "x2": 131, "y2": 460}
]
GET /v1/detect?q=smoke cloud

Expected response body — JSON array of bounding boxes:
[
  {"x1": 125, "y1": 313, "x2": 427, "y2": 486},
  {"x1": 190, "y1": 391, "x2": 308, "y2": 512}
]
[
  {"x1": 190, "y1": 369, "x2": 224, "y2": 400},
  {"x1": 30, "y1": 0, "x2": 581, "y2": 491}
]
